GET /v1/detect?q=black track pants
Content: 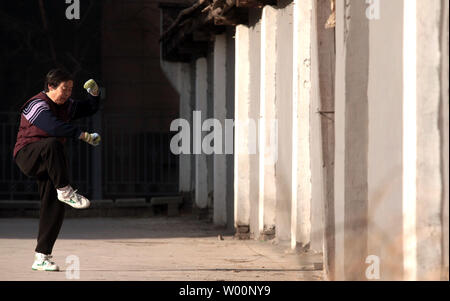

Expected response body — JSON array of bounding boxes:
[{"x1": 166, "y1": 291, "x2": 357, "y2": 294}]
[{"x1": 15, "y1": 138, "x2": 70, "y2": 255}]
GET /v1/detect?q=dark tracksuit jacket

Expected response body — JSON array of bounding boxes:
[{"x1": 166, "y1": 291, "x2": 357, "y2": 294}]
[{"x1": 13, "y1": 91, "x2": 100, "y2": 255}]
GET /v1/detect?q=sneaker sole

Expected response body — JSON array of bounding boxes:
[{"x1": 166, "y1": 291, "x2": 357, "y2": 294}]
[
  {"x1": 58, "y1": 199, "x2": 90, "y2": 209},
  {"x1": 32, "y1": 267, "x2": 59, "y2": 272}
]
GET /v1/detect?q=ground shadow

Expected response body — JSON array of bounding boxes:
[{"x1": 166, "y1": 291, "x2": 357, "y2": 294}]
[{"x1": 0, "y1": 215, "x2": 235, "y2": 240}]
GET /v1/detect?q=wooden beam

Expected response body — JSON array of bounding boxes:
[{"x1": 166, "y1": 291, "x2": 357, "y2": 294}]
[
  {"x1": 160, "y1": 0, "x2": 210, "y2": 41},
  {"x1": 160, "y1": 0, "x2": 260, "y2": 62},
  {"x1": 214, "y1": 7, "x2": 249, "y2": 26}
]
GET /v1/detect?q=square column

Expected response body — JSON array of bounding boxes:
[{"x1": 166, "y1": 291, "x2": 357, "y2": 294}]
[
  {"x1": 275, "y1": 0, "x2": 294, "y2": 243},
  {"x1": 213, "y1": 34, "x2": 227, "y2": 226},
  {"x1": 195, "y1": 58, "x2": 209, "y2": 209},
  {"x1": 260, "y1": 5, "x2": 278, "y2": 239},
  {"x1": 234, "y1": 25, "x2": 251, "y2": 233}
]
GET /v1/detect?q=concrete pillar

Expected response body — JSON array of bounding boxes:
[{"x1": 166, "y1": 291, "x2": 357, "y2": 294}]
[
  {"x1": 367, "y1": 0, "x2": 404, "y2": 281},
  {"x1": 315, "y1": 0, "x2": 336, "y2": 278},
  {"x1": 416, "y1": 0, "x2": 447, "y2": 280},
  {"x1": 159, "y1": 10, "x2": 193, "y2": 198},
  {"x1": 195, "y1": 58, "x2": 208, "y2": 209},
  {"x1": 159, "y1": 61, "x2": 193, "y2": 194},
  {"x1": 248, "y1": 8, "x2": 262, "y2": 239},
  {"x1": 234, "y1": 25, "x2": 251, "y2": 233},
  {"x1": 309, "y1": 0, "x2": 325, "y2": 253},
  {"x1": 333, "y1": 0, "x2": 448, "y2": 280},
  {"x1": 334, "y1": 0, "x2": 370, "y2": 280},
  {"x1": 213, "y1": 34, "x2": 227, "y2": 226},
  {"x1": 225, "y1": 27, "x2": 236, "y2": 231},
  {"x1": 260, "y1": 5, "x2": 278, "y2": 239},
  {"x1": 333, "y1": 0, "x2": 346, "y2": 281},
  {"x1": 272, "y1": 0, "x2": 324, "y2": 252},
  {"x1": 293, "y1": 0, "x2": 324, "y2": 252},
  {"x1": 440, "y1": 0, "x2": 449, "y2": 281},
  {"x1": 207, "y1": 48, "x2": 215, "y2": 211},
  {"x1": 292, "y1": 0, "x2": 310, "y2": 250},
  {"x1": 275, "y1": 0, "x2": 294, "y2": 243},
  {"x1": 179, "y1": 64, "x2": 193, "y2": 194}
]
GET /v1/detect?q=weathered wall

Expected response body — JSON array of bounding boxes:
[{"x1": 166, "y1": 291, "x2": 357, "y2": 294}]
[{"x1": 333, "y1": 0, "x2": 448, "y2": 280}]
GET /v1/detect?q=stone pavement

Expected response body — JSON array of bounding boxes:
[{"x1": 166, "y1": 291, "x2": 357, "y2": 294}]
[{"x1": 0, "y1": 216, "x2": 324, "y2": 281}]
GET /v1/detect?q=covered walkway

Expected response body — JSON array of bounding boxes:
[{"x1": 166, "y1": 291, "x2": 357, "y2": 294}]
[{"x1": 0, "y1": 216, "x2": 323, "y2": 281}]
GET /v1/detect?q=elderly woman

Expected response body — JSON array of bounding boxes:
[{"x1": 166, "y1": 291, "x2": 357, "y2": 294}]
[{"x1": 13, "y1": 68, "x2": 101, "y2": 272}]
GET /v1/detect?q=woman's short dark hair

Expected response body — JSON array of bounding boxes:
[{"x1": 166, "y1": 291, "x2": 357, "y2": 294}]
[{"x1": 44, "y1": 68, "x2": 73, "y2": 92}]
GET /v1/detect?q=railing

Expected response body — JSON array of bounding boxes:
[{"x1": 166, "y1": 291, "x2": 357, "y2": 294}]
[
  {"x1": 101, "y1": 113, "x2": 179, "y2": 199},
  {"x1": 0, "y1": 112, "x2": 178, "y2": 200}
]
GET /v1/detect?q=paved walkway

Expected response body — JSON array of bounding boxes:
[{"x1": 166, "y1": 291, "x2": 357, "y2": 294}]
[{"x1": 0, "y1": 216, "x2": 323, "y2": 281}]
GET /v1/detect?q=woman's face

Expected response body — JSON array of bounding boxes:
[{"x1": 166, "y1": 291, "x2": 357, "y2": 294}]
[{"x1": 48, "y1": 80, "x2": 73, "y2": 105}]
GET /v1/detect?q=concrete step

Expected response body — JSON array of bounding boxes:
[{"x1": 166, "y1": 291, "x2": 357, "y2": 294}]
[
  {"x1": 0, "y1": 200, "x2": 40, "y2": 209},
  {"x1": 115, "y1": 198, "x2": 147, "y2": 207},
  {"x1": 150, "y1": 196, "x2": 183, "y2": 217}
]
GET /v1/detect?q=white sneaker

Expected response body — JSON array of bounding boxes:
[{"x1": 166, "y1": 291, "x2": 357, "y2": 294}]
[
  {"x1": 57, "y1": 186, "x2": 90, "y2": 209},
  {"x1": 32, "y1": 253, "x2": 59, "y2": 271}
]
